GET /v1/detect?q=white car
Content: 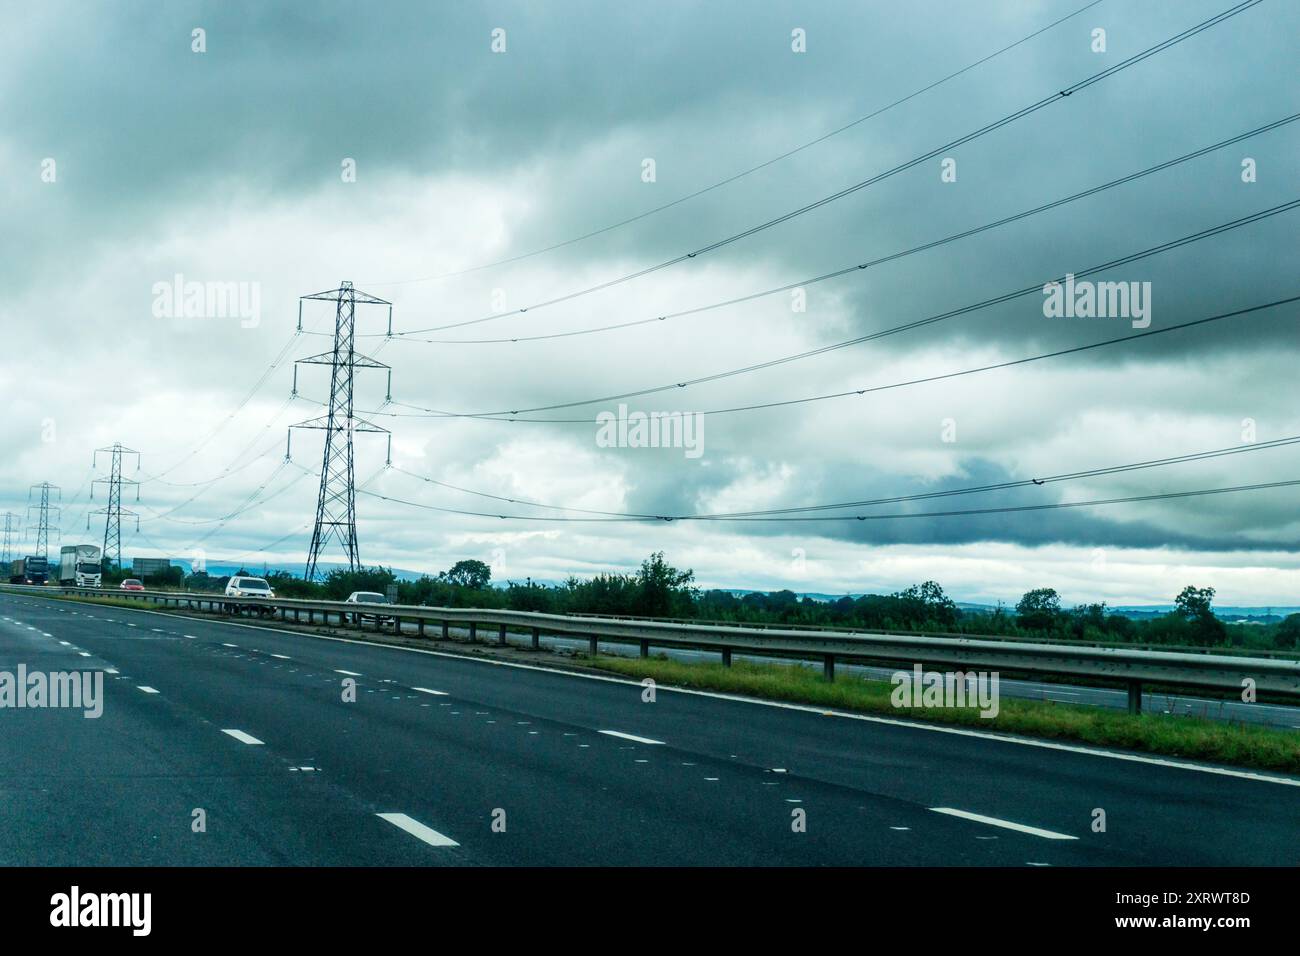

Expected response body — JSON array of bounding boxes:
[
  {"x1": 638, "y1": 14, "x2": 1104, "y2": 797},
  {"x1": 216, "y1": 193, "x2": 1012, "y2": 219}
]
[
  {"x1": 344, "y1": 591, "x2": 393, "y2": 625},
  {"x1": 224, "y1": 576, "x2": 277, "y2": 616}
]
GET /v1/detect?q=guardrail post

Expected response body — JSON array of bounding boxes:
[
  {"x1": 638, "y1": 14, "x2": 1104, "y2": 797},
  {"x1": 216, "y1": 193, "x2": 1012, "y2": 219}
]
[
  {"x1": 531, "y1": 627, "x2": 540, "y2": 650},
  {"x1": 441, "y1": 620, "x2": 449, "y2": 640},
  {"x1": 1128, "y1": 680, "x2": 1143, "y2": 715},
  {"x1": 639, "y1": 639, "x2": 649, "y2": 658},
  {"x1": 589, "y1": 635, "x2": 599, "y2": 657},
  {"x1": 721, "y1": 648, "x2": 732, "y2": 667},
  {"x1": 498, "y1": 623, "x2": 507, "y2": 647},
  {"x1": 417, "y1": 618, "x2": 425, "y2": 638},
  {"x1": 468, "y1": 622, "x2": 477, "y2": 643},
  {"x1": 823, "y1": 654, "x2": 835, "y2": 681}
]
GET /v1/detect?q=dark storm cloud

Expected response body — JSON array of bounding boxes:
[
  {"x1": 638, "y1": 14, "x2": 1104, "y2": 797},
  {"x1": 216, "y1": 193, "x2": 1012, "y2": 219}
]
[{"x1": 2, "y1": 0, "x2": 1297, "y2": 599}]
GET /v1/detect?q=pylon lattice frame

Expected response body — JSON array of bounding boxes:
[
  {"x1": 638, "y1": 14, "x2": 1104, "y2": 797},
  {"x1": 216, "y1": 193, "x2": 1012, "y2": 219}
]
[
  {"x1": 26, "y1": 482, "x2": 61, "y2": 559},
  {"x1": 90, "y1": 444, "x2": 141, "y2": 569},
  {"x1": 1, "y1": 512, "x2": 20, "y2": 565},
  {"x1": 288, "y1": 281, "x2": 393, "y2": 582}
]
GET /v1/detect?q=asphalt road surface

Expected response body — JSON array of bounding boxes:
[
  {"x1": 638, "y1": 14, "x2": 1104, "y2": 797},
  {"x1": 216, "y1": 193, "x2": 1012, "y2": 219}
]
[{"x1": 1, "y1": 591, "x2": 1296, "y2": 866}]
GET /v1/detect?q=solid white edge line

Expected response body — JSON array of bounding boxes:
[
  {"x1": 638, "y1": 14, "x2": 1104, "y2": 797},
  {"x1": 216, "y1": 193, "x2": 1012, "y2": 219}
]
[
  {"x1": 599, "y1": 730, "x2": 666, "y2": 745},
  {"x1": 137, "y1": 686, "x2": 159, "y2": 694},
  {"x1": 375, "y1": 812, "x2": 458, "y2": 847},
  {"x1": 930, "y1": 807, "x2": 1078, "y2": 840},
  {"x1": 15, "y1": 592, "x2": 1300, "y2": 788},
  {"x1": 221, "y1": 729, "x2": 265, "y2": 745}
]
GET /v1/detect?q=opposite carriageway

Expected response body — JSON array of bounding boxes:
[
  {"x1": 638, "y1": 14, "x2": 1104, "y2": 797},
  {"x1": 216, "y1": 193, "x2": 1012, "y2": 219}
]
[{"x1": 4, "y1": 583, "x2": 1298, "y2": 716}]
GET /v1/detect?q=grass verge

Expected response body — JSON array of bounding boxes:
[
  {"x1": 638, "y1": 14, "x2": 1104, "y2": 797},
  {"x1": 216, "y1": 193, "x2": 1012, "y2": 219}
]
[{"x1": 587, "y1": 655, "x2": 1300, "y2": 775}]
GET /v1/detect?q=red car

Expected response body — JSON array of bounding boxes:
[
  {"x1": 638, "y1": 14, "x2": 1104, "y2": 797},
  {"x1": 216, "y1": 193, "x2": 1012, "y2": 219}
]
[{"x1": 119, "y1": 579, "x2": 145, "y2": 591}]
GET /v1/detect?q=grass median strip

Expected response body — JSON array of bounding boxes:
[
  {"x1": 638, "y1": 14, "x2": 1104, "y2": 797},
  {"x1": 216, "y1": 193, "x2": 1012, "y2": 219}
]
[{"x1": 586, "y1": 656, "x2": 1300, "y2": 775}]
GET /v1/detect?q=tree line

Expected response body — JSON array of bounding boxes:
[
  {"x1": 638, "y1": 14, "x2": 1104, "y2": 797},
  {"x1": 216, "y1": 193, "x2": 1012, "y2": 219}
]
[{"x1": 175, "y1": 552, "x2": 1298, "y2": 653}]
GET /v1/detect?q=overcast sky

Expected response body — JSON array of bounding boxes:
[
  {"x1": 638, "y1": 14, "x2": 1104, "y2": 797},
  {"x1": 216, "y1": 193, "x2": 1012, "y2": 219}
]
[{"x1": 2, "y1": 0, "x2": 1298, "y2": 606}]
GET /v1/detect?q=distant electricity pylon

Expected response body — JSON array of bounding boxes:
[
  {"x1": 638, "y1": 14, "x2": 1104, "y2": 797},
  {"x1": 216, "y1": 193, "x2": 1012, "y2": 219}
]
[
  {"x1": 26, "y1": 482, "x2": 61, "y2": 558},
  {"x1": 90, "y1": 444, "x2": 141, "y2": 569},
  {"x1": 1, "y1": 511, "x2": 21, "y2": 564},
  {"x1": 288, "y1": 281, "x2": 393, "y2": 581}
]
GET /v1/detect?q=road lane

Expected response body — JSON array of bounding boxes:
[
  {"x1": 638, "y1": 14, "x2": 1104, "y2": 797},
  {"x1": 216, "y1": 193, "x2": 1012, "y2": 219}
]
[{"x1": 1, "y1": 592, "x2": 1296, "y2": 865}]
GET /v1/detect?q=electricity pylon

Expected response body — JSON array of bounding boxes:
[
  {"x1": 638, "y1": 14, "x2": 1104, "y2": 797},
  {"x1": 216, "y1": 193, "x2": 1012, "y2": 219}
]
[
  {"x1": 90, "y1": 444, "x2": 141, "y2": 569},
  {"x1": 26, "y1": 482, "x2": 60, "y2": 558},
  {"x1": 1, "y1": 511, "x2": 20, "y2": 565},
  {"x1": 288, "y1": 282, "x2": 392, "y2": 581}
]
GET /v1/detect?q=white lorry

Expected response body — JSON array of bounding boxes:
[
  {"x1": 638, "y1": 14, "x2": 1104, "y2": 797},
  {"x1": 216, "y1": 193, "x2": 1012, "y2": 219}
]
[{"x1": 59, "y1": 544, "x2": 103, "y2": 587}]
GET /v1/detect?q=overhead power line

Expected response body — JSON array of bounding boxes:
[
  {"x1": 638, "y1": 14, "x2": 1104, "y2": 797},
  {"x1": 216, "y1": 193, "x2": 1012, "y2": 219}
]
[
  {"x1": 370, "y1": 199, "x2": 1300, "y2": 419},
  {"x1": 358, "y1": 477, "x2": 1300, "y2": 524},
  {"x1": 339, "y1": 296, "x2": 1298, "y2": 424},
  {"x1": 383, "y1": 113, "x2": 1299, "y2": 347},
  {"x1": 384, "y1": 433, "x2": 1300, "y2": 521},
  {"x1": 377, "y1": 0, "x2": 1262, "y2": 336},
  {"x1": 362, "y1": 0, "x2": 1107, "y2": 287},
  {"x1": 141, "y1": 328, "x2": 304, "y2": 483}
]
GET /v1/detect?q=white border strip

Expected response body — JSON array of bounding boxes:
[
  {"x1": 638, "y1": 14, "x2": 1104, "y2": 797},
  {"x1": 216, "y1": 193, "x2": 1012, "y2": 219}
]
[
  {"x1": 376, "y1": 812, "x2": 458, "y2": 847},
  {"x1": 930, "y1": 807, "x2": 1077, "y2": 840}
]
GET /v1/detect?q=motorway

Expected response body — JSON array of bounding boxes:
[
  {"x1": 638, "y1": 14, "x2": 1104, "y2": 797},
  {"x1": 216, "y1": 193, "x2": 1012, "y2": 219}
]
[{"x1": 0, "y1": 590, "x2": 1296, "y2": 866}]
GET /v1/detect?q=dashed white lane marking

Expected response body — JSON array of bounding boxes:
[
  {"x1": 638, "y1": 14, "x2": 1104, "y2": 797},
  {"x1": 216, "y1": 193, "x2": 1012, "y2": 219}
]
[
  {"x1": 184, "y1": 634, "x2": 197, "y2": 639},
  {"x1": 77, "y1": 652, "x2": 91, "y2": 657},
  {"x1": 599, "y1": 730, "x2": 665, "y2": 745},
  {"x1": 137, "y1": 686, "x2": 159, "y2": 694},
  {"x1": 222, "y1": 643, "x2": 238, "y2": 648},
  {"x1": 271, "y1": 654, "x2": 291, "y2": 660},
  {"x1": 412, "y1": 687, "x2": 448, "y2": 696},
  {"x1": 151, "y1": 628, "x2": 164, "y2": 633},
  {"x1": 375, "y1": 812, "x2": 459, "y2": 848},
  {"x1": 929, "y1": 807, "x2": 1077, "y2": 841},
  {"x1": 58, "y1": 641, "x2": 70, "y2": 646},
  {"x1": 126, "y1": 623, "x2": 137, "y2": 628},
  {"x1": 335, "y1": 669, "x2": 362, "y2": 676},
  {"x1": 41, "y1": 632, "x2": 52, "y2": 637},
  {"x1": 221, "y1": 729, "x2": 265, "y2": 745},
  {"x1": 105, "y1": 669, "x2": 119, "y2": 675}
]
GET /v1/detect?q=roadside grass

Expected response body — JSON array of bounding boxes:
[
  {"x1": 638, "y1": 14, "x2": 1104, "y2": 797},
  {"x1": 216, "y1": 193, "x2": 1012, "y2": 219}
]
[{"x1": 586, "y1": 655, "x2": 1300, "y2": 774}]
